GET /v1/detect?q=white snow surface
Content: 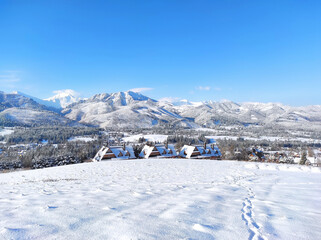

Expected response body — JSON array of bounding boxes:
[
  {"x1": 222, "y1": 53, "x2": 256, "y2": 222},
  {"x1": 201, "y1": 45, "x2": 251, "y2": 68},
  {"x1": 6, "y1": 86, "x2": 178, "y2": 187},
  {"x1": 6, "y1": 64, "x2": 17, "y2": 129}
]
[
  {"x1": 0, "y1": 160, "x2": 320, "y2": 240},
  {"x1": 68, "y1": 136, "x2": 96, "y2": 142},
  {"x1": 205, "y1": 135, "x2": 321, "y2": 143},
  {"x1": 122, "y1": 134, "x2": 168, "y2": 143},
  {"x1": 12, "y1": 91, "x2": 62, "y2": 109},
  {"x1": 0, "y1": 128, "x2": 14, "y2": 136},
  {"x1": 45, "y1": 89, "x2": 81, "y2": 108}
]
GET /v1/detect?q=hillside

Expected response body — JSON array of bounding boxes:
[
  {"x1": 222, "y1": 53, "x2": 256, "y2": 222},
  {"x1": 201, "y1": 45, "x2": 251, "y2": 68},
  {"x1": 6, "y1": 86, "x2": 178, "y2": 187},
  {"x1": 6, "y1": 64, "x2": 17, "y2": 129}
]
[
  {"x1": 0, "y1": 159, "x2": 320, "y2": 239},
  {"x1": 0, "y1": 91, "x2": 79, "y2": 127},
  {"x1": 0, "y1": 91, "x2": 51, "y2": 112}
]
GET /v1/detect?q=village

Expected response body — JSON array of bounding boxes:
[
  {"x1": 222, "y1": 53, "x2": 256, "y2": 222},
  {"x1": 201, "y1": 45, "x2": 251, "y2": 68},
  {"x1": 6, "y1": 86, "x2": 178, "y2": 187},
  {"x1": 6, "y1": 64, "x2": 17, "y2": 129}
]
[
  {"x1": 93, "y1": 141, "x2": 321, "y2": 167},
  {"x1": 1, "y1": 126, "x2": 321, "y2": 171}
]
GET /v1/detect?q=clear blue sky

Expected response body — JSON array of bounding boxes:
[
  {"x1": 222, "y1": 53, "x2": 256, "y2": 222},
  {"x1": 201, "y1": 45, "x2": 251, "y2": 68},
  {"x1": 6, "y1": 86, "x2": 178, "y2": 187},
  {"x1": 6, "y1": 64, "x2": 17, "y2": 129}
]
[{"x1": 0, "y1": 0, "x2": 320, "y2": 106}]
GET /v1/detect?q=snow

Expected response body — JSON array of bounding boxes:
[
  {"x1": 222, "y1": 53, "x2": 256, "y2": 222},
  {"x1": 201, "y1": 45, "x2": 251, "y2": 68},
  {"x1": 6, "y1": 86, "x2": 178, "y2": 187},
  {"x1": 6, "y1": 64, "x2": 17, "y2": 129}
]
[
  {"x1": 0, "y1": 159, "x2": 320, "y2": 239},
  {"x1": 45, "y1": 89, "x2": 81, "y2": 108},
  {"x1": 62, "y1": 91, "x2": 188, "y2": 129},
  {"x1": 94, "y1": 146, "x2": 136, "y2": 161},
  {"x1": 159, "y1": 98, "x2": 203, "y2": 107},
  {"x1": 205, "y1": 135, "x2": 321, "y2": 143},
  {"x1": 1, "y1": 108, "x2": 72, "y2": 126},
  {"x1": 179, "y1": 144, "x2": 221, "y2": 158},
  {"x1": 122, "y1": 134, "x2": 168, "y2": 143},
  {"x1": 206, "y1": 135, "x2": 240, "y2": 141},
  {"x1": 139, "y1": 144, "x2": 177, "y2": 158},
  {"x1": 194, "y1": 128, "x2": 218, "y2": 133},
  {"x1": 0, "y1": 128, "x2": 14, "y2": 136},
  {"x1": 13, "y1": 91, "x2": 62, "y2": 109},
  {"x1": 68, "y1": 136, "x2": 96, "y2": 142}
]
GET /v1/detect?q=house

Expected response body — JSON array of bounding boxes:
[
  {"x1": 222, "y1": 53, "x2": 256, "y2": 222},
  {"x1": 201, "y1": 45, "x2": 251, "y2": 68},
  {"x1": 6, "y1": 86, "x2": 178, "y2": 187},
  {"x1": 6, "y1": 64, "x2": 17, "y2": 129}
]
[
  {"x1": 291, "y1": 153, "x2": 301, "y2": 164},
  {"x1": 179, "y1": 144, "x2": 222, "y2": 159},
  {"x1": 93, "y1": 145, "x2": 136, "y2": 161},
  {"x1": 315, "y1": 150, "x2": 321, "y2": 167},
  {"x1": 248, "y1": 148, "x2": 265, "y2": 162},
  {"x1": 264, "y1": 151, "x2": 293, "y2": 163},
  {"x1": 139, "y1": 144, "x2": 177, "y2": 159},
  {"x1": 248, "y1": 152, "x2": 260, "y2": 161},
  {"x1": 306, "y1": 149, "x2": 321, "y2": 167}
]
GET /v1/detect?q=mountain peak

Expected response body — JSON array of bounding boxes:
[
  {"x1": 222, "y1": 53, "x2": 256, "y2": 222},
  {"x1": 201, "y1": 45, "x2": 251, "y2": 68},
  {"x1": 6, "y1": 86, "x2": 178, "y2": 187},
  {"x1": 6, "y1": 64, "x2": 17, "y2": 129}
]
[
  {"x1": 124, "y1": 90, "x2": 153, "y2": 101},
  {"x1": 8, "y1": 91, "x2": 61, "y2": 109},
  {"x1": 45, "y1": 89, "x2": 81, "y2": 108},
  {"x1": 86, "y1": 91, "x2": 155, "y2": 107}
]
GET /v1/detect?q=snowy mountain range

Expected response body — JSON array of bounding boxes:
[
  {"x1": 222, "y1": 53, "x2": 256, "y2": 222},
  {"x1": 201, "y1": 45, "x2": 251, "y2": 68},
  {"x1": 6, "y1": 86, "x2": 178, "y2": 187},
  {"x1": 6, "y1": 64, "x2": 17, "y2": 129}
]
[
  {"x1": 62, "y1": 91, "x2": 195, "y2": 129},
  {"x1": 1, "y1": 90, "x2": 321, "y2": 130}
]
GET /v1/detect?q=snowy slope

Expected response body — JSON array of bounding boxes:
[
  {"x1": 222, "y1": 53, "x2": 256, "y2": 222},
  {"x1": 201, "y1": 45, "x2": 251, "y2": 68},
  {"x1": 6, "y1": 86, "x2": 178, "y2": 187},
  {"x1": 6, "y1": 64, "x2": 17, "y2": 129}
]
[
  {"x1": 0, "y1": 128, "x2": 14, "y2": 136},
  {"x1": 0, "y1": 108, "x2": 80, "y2": 126},
  {"x1": 0, "y1": 159, "x2": 320, "y2": 240},
  {"x1": 0, "y1": 91, "x2": 81, "y2": 126},
  {"x1": 45, "y1": 89, "x2": 81, "y2": 108},
  {"x1": 122, "y1": 134, "x2": 168, "y2": 143},
  {"x1": 12, "y1": 91, "x2": 61, "y2": 110},
  {"x1": 0, "y1": 91, "x2": 50, "y2": 111}
]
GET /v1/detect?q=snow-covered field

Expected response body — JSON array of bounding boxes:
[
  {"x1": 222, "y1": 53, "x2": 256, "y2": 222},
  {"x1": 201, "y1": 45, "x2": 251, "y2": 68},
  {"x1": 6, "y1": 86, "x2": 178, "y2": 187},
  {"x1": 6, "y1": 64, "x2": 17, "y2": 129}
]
[
  {"x1": 205, "y1": 135, "x2": 321, "y2": 143},
  {"x1": 68, "y1": 136, "x2": 96, "y2": 142},
  {"x1": 0, "y1": 160, "x2": 320, "y2": 240},
  {"x1": 0, "y1": 128, "x2": 14, "y2": 137},
  {"x1": 122, "y1": 134, "x2": 168, "y2": 143}
]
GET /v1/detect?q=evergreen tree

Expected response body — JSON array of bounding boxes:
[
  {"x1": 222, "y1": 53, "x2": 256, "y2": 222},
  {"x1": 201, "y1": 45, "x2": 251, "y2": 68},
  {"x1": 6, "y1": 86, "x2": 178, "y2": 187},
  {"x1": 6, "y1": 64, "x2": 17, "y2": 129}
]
[{"x1": 300, "y1": 151, "x2": 307, "y2": 165}]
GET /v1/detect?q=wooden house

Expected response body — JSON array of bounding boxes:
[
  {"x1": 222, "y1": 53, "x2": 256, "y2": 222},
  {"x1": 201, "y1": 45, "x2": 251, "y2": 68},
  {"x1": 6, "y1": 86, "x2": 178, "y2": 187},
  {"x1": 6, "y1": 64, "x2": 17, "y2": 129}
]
[
  {"x1": 93, "y1": 145, "x2": 136, "y2": 161},
  {"x1": 179, "y1": 144, "x2": 222, "y2": 159},
  {"x1": 139, "y1": 144, "x2": 177, "y2": 159}
]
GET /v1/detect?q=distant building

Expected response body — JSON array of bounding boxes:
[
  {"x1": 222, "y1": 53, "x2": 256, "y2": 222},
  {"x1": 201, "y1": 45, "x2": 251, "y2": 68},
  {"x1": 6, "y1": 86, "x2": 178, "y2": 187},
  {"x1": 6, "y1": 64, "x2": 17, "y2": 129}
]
[
  {"x1": 291, "y1": 153, "x2": 301, "y2": 164},
  {"x1": 139, "y1": 144, "x2": 177, "y2": 159},
  {"x1": 94, "y1": 145, "x2": 136, "y2": 161},
  {"x1": 179, "y1": 144, "x2": 222, "y2": 159},
  {"x1": 306, "y1": 149, "x2": 321, "y2": 167},
  {"x1": 248, "y1": 148, "x2": 265, "y2": 162},
  {"x1": 264, "y1": 151, "x2": 292, "y2": 163},
  {"x1": 315, "y1": 150, "x2": 321, "y2": 167}
]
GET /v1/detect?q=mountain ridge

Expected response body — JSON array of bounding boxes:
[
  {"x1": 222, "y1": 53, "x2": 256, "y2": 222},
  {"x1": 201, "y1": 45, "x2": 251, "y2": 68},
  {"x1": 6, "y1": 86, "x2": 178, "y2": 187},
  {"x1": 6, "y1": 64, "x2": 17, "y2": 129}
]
[{"x1": 1, "y1": 90, "x2": 321, "y2": 130}]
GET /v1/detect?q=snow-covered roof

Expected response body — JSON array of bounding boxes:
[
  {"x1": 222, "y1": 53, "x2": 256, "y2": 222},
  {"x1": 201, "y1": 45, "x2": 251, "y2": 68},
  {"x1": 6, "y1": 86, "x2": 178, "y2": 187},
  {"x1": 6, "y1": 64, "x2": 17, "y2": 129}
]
[
  {"x1": 179, "y1": 145, "x2": 197, "y2": 158},
  {"x1": 94, "y1": 145, "x2": 136, "y2": 161},
  {"x1": 179, "y1": 144, "x2": 222, "y2": 158},
  {"x1": 139, "y1": 144, "x2": 177, "y2": 159}
]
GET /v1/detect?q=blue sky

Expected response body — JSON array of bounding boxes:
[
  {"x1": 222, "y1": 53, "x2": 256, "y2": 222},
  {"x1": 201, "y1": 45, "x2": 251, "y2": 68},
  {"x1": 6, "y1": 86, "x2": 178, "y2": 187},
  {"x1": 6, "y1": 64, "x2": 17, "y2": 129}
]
[{"x1": 0, "y1": 0, "x2": 320, "y2": 106}]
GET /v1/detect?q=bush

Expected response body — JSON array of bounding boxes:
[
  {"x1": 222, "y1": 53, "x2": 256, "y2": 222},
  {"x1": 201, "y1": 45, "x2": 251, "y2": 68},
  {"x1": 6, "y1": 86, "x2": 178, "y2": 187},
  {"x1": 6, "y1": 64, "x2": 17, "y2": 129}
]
[{"x1": 21, "y1": 154, "x2": 34, "y2": 168}]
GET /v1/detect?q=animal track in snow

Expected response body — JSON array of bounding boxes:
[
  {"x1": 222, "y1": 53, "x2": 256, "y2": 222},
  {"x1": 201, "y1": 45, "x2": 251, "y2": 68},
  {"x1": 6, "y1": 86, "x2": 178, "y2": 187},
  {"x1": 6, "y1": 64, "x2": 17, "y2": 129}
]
[{"x1": 241, "y1": 186, "x2": 268, "y2": 240}]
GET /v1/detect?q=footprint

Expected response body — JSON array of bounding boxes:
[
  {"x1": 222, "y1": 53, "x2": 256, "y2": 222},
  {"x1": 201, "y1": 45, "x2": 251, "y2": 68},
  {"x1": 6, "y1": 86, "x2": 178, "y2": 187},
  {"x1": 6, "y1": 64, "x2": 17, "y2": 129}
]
[
  {"x1": 47, "y1": 206, "x2": 58, "y2": 210},
  {"x1": 240, "y1": 184, "x2": 267, "y2": 240},
  {"x1": 192, "y1": 223, "x2": 211, "y2": 233}
]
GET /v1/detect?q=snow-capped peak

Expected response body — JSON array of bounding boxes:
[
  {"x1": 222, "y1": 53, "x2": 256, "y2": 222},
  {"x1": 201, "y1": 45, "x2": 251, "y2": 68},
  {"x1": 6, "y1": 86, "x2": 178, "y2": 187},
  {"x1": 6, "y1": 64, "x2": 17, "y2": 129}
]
[
  {"x1": 159, "y1": 98, "x2": 203, "y2": 107},
  {"x1": 10, "y1": 91, "x2": 61, "y2": 109},
  {"x1": 87, "y1": 91, "x2": 155, "y2": 107},
  {"x1": 45, "y1": 89, "x2": 82, "y2": 108}
]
